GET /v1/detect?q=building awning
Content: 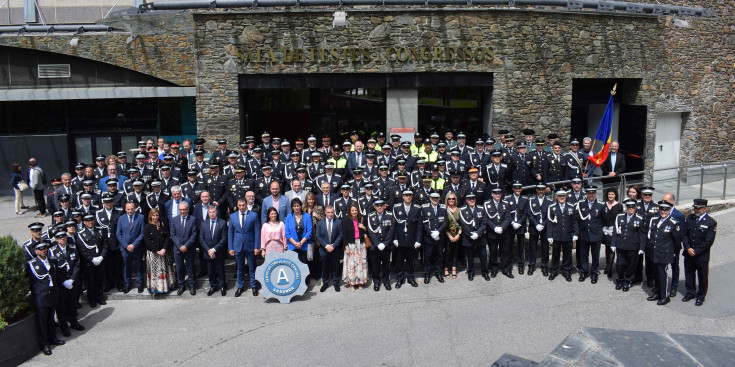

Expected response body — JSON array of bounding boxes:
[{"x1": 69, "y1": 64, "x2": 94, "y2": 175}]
[{"x1": 0, "y1": 86, "x2": 196, "y2": 101}]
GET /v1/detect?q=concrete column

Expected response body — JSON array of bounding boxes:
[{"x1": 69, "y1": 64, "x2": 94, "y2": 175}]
[{"x1": 386, "y1": 88, "x2": 418, "y2": 132}]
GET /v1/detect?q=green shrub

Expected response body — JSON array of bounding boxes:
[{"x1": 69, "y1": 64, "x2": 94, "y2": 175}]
[{"x1": 0, "y1": 236, "x2": 31, "y2": 330}]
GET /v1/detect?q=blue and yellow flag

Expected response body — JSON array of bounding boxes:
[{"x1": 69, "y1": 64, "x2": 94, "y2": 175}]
[{"x1": 587, "y1": 90, "x2": 614, "y2": 167}]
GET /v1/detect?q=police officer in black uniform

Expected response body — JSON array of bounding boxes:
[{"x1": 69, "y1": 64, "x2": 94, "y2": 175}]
[
  {"x1": 646, "y1": 201, "x2": 681, "y2": 305},
  {"x1": 611, "y1": 199, "x2": 645, "y2": 292},
  {"x1": 181, "y1": 170, "x2": 205, "y2": 205},
  {"x1": 50, "y1": 230, "x2": 85, "y2": 336},
  {"x1": 204, "y1": 163, "x2": 229, "y2": 218},
  {"x1": 23, "y1": 222, "x2": 45, "y2": 261},
  {"x1": 333, "y1": 184, "x2": 356, "y2": 220},
  {"x1": 367, "y1": 200, "x2": 395, "y2": 291},
  {"x1": 547, "y1": 189, "x2": 579, "y2": 281},
  {"x1": 77, "y1": 213, "x2": 108, "y2": 308},
  {"x1": 459, "y1": 193, "x2": 485, "y2": 281},
  {"x1": 505, "y1": 182, "x2": 529, "y2": 274},
  {"x1": 681, "y1": 198, "x2": 717, "y2": 306},
  {"x1": 27, "y1": 240, "x2": 65, "y2": 355},
  {"x1": 575, "y1": 186, "x2": 604, "y2": 284},
  {"x1": 421, "y1": 192, "x2": 447, "y2": 284},
  {"x1": 636, "y1": 186, "x2": 659, "y2": 286},
  {"x1": 225, "y1": 166, "x2": 253, "y2": 213},
  {"x1": 484, "y1": 187, "x2": 511, "y2": 278},
  {"x1": 392, "y1": 190, "x2": 422, "y2": 288}
]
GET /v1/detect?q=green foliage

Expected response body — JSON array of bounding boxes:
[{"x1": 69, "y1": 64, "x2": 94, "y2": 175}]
[{"x1": 0, "y1": 236, "x2": 31, "y2": 330}]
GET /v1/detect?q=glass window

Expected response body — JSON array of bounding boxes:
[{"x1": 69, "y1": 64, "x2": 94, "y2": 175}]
[
  {"x1": 95, "y1": 136, "x2": 113, "y2": 158},
  {"x1": 121, "y1": 136, "x2": 139, "y2": 154},
  {"x1": 418, "y1": 87, "x2": 483, "y2": 137},
  {"x1": 245, "y1": 89, "x2": 310, "y2": 111},
  {"x1": 75, "y1": 137, "x2": 92, "y2": 164}
]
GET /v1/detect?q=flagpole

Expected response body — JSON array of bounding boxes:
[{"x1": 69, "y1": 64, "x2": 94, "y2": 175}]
[{"x1": 583, "y1": 83, "x2": 617, "y2": 176}]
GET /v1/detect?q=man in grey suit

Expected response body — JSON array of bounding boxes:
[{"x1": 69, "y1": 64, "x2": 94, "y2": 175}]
[
  {"x1": 285, "y1": 179, "x2": 307, "y2": 204},
  {"x1": 54, "y1": 173, "x2": 75, "y2": 211},
  {"x1": 28, "y1": 157, "x2": 47, "y2": 217},
  {"x1": 170, "y1": 202, "x2": 199, "y2": 295},
  {"x1": 260, "y1": 181, "x2": 291, "y2": 223},
  {"x1": 200, "y1": 206, "x2": 228, "y2": 296}
]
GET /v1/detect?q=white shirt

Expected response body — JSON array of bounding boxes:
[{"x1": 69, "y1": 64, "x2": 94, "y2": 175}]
[
  {"x1": 610, "y1": 153, "x2": 617, "y2": 170},
  {"x1": 29, "y1": 167, "x2": 36, "y2": 187}
]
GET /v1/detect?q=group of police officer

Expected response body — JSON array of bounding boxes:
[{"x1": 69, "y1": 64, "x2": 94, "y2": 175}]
[{"x1": 24, "y1": 129, "x2": 717, "y2": 355}]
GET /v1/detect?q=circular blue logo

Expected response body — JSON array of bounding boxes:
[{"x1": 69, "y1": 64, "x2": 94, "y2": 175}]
[{"x1": 255, "y1": 250, "x2": 310, "y2": 303}]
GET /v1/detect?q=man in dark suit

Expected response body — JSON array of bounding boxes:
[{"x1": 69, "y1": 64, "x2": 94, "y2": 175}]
[
  {"x1": 442, "y1": 171, "x2": 468, "y2": 206},
  {"x1": 27, "y1": 241, "x2": 65, "y2": 355},
  {"x1": 116, "y1": 202, "x2": 145, "y2": 293},
  {"x1": 600, "y1": 141, "x2": 626, "y2": 183},
  {"x1": 682, "y1": 199, "x2": 717, "y2": 306},
  {"x1": 316, "y1": 181, "x2": 338, "y2": 208},
  {"x1": 200, "y1": 206, "x2": 228, "y2": 296},
  {"x1": 392, "y1": 190, "x2": 423, "y2": 288},
  {"x1": 229, "y1": 197, "x2": 261, "y2": 297},
  {"x1": 316, "y1": 205, "x2": 343, "y2": 292},
  {"x1": 421, "y1": 193, "x2": 447, "y2": 284},
  {"x1": 170, "y1": 201, "x2": 198, "y2": 295},
  {"x1": 366, "y1": 200, "x2": 395, "y2": 291},
  {"x1": 463, "y1": 167, "x2": 486, "y2": 203}
]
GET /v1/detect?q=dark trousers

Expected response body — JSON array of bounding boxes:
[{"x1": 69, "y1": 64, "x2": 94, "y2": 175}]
[
  {"x1": 551, "y1": 241, "x2": 573, "y2": 276},
  {"x1": 173, "y1": 249, "x2": 196, "y2": 288},
  {"x1": 499, "y1": 237, "x2": 513, "y2": 272},
  {"x1": 634, "y1": 253, "x2": 645, "y2": 282},
  {"x1": 207, "y1": 254, "x2": 226, "y2": 288},
  {"x1": 198, "y1": 245, "x2": 209, "y2": 274},
  {"x1": 56, "y1": 285, "x2": 78, "y2": 324},
  {"x1": 235, "y1": 250, "x2": 257, "y2": 289},
  {"x1": 528, "y1": 233, "x2": 548, "y2": 268},
  {"x1": 465, "y1": 243, "x2": 488, "y2": 275},
  {"x1": 513, "y1": 233, "x2": 526, "y2": 266},
  {"x1": 683, "y1": 257, "x2": 709, "y2": 300},
  {"x1": 320, "y1": 248, "x2": 341, "y2": 285},
  {"x1": 295, "y1": 250, "x2": 309, "y2": 282},
  {"x1": 423, "y1": 240, "x2": 443, "y2": 276},
  {"x1": 105, "y1": 249, "x2": 124, "y2": 289},
  {"x1": 395, "y1": 246, "x2": 415, "y2": 282},
  {"x1": 84, "y1": 263, "x2": 105, "y2": 303},
  {"x1": 615, "y1": 249, "x2": 638, "y2": 283},
  {"x1": 121, "y1": 246, "x2": 144, "y2": 287},
  {"x1": 35, "y1": 306, "x2": 56, "y2": 346},
  {"x1": 33, "y1": 189, "x2": 46, "y2": 214},
  {"x1": 488, "y1": 238, "x2": 500, "y2": 271},
  {"x1": 653, "y1": 263, "x2": 669, "y2": 300},
  {"x1": 579, "y1": 240, "x2": 601, "y2": 274},
  {"x1": 444, "y1": 241, "x2": 459, "y2": 269},
  {"x1": 670, "y1": 252, "x2": 680, "y2": 291},
  {"x1": 645, "y1": 249, "x2": 656, "y2": 283},
  {"x1": 370, "y1": 249, "x2": 391, "y2": 285}
]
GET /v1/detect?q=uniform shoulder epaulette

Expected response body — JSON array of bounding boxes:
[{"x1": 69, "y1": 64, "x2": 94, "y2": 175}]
[
  {"x1": 421, "y1": 203, "x2": 430, "y2": 207},
  {"x1": 669, "y1": 218, "x2": 678, "y2": 224},
  {"x1": 439, "y1": 204, "x2": 446, "y2": 209},
  {"x1": 393, "y1": 203, "x2": 401, "y2": 207},
  {"x1": 500, "y1": 163, "x2": 507, "y2": 168}
]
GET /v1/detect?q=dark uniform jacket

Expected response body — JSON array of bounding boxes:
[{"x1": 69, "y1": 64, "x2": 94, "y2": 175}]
[
  {"x1": 315, "y1": 173, "x2": 343, "y2": 194},
  {"x1": 145, "y1": 192, "x2": 170, "y2": 217},
  {"x1": 27, "y1": 257, "x2": 60, "y2": 308},
  {"x1": 366, "y1": 211, "x2": 396, "y2": 250},
  {"x1": 392, "y1": 203, "x2": 423, "y2": 247},
  {"x1": 564, "y1": 151, "x2": 585, "y2": 180},
  {"x1": 574, "y1": 199, "x2": 604, "y2": 242},
  {"x1": 483, "y1": 199, "x2": 511, "y2": 239},
  {"x1": 421, "y1": 203, "x2": 447, "y2": 244},
  {"x1": 224, "y1": 178, "x2": 254, "y2": 211},
  {"x1": 76, "y1": 226, "x2": 109, "y2": 265},
  {"x1": 204, "y1": 174, "x2": 229, "y2": 206},
  {"x1": 459, "y1": 205, "x2": 485, "y2": 247},
  {"x1": 527, "y1": 195, "x2": 552, "y2": 235},
  {"x1": 510, "y1": 152, "x2": 534, "y2": 186},
  {"x1": 546, "y1": 202, "x2": 579, "y2": 241},
  {"x1": 636, "y1": 201, "x2": 659, "y2": 233},
  {"x1": 647, "y1": 216, "x2": 682, "y2": 264},
  {"x1": 95, "y1": 208, "x2": 122, "y2": 251},
  {"x1": 333, "y1": 196, "x2": 357, "y2": 220},
  {"x1": 485, "y1": 163, "x2": 510, "y2": 192},
  {"x1": 544, "y1": 153, "x2": 565, "y2": 183},
  {"x1": 611, "y1": 212, "x2": 646, "y2": 251},
  {"x1": 180, "y1": 180, "x2": 205, "y2": 205},
  {"x1": 50, "y1": 243, "x2": 81, "y2": 282},
  {"x1": 505, "y1": 194, "x2": 528, "y2": 235},
  {"x1": 463, "y1": 179, "x2": 486, "y2": 203},
  {"x1": 682, "y1": 213, "x2": 717, "y2": 262}
]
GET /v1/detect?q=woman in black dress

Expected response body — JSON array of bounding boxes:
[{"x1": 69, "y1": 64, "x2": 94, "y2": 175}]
[{"x1": 602, "y1": 188, "x2": 623, "y2": 278}]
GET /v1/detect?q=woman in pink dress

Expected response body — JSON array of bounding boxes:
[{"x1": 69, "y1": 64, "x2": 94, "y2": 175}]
[
  {"x1": 342, "y1": 203, "x2": 368, "y2": 291},
  {"x1": 260, "y1": 207, "x2": 287, "y2": 257}
]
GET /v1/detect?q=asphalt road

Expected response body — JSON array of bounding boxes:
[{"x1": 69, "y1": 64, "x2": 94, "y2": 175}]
[{"x1": 5, "y1": 196, "x2": 733, "y2": 366}]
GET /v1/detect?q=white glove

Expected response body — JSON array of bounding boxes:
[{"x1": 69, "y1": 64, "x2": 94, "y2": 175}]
[
  {"x1": 548, "y1": 238, "x2": 554, "y2": 244},
  {"x1": 638, "y1": 250, "x2": 644, "y2": 255},
  {"x1": 470, "y1": 232, "x2": 479, "y2": 240},
  {"x1": 611, "y1": 247, "x2": 616, "y2": 252},
  {"x1": 62, "y1": 280, "x2": 74, "y2": 289},
  {"x1": 378, "y1": 243, "x2": 385, "y2": 251},
  {"x1": 512, "y1": 222, "x2": 521, "y2": 230},
  {"x1": 393, "y1": 240, "x2": 399, "y2": 247},
  {"x1": 572, "y1": 235, "x2": 578, "y2": 242},
  {"x1": 494, "y1": 227, "x2": 503, "y2": 234},
  {"x1": 536, "y1": 224, "x2": 544, "y2": 232},
  {"x1": 431, "y1": 230, "x2": 440, "y2": 240},
  {"x1": 414, "y1": 242, "x2": 421, "y2": 249},
  {"x1": 92, "y1": 257, "x2": 102, "y2": 266}
]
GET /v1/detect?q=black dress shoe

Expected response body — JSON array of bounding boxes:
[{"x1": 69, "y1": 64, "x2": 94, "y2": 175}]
[
  {"x1": 607, "y1": 271, "x2": 613, "y2": 279},
  {"x1": 695, "y1": 299, "x2": 704, "y2": 306},
  {"x1": 320, "y1": 283, "x2": 330, "y2": 292},
  {"x1": 97, "y1": 299, "x2": 107, "y2": 305},
  {"x1": 482, "y1": 274, "x2": 491, "y2": 281},
  {"x1": 503, "y1": 271, "x2": 515, "y2": 279},
  {"x1": 409, "y1": 279, "x2": 419, "y2": 287},
  {"x1": 117, "y1": 286, "x2": 124, "y2": 292},
  {"x1": 234, "y1": 287, "x2": 244, "y2": 297},
  {"x1": 424, "y1": 277, "x2": 430, "y2": 284},
  {"x1": 177, "y1": 287, "x2": 186, "y2": 296},
  {"x1": 564, "y1": 274, "x2": 572, "y2": 282},
  {"x1": 252, "y1": 288, "x2": 259, "y2": 296},
  {"x1": 682, "y1": 294, "x2": 695, "y2": 302},
  {"x1": 490, "y1": 270, "x2": 498, "y2": 278},
  {"x1": 89, "y1": 302, "x2": 97, "y2": 308},
  {"x1": 395, "y1": 281, "x2": 403, "y2": 289},
  {"x1": 334, "y1": 284, "x2": 341, "y2": 292},
  {"x1": 518, "y1": 266, "x2": 524, "y2": 275},
  {"x1": 542, "y1": 268, "x2": 549, "y2": 277},
  {"x1": 60, "y1": 323, "x2": 71, "y2": 337},
  {"x1": 647, "y1": 295, "x2": 660, "y2": 301},
  {"x1": 41, "y1": 345, "x2": 52, "y2": 356},
  {"x1": 622, "y1": 284, "x2": 630, "y2": 292},
  {"x1": 51, "y1": 339, "x2": 65, "y2": 346},
  {"x1": 190, "y1": 288, "x2": 196, "y2": 296},
  {"x1": 436, "y1": 274, "x2": 444, "y2": 283},
  {"x1": 468, "y1": 274, "x2": 474, "y2": 281},
  {"x1": 374, "y1": 284, "x2": 380, "y2": 291},
  {"x1": 590, "y1": 274, "x2": 598, "y2": 284},
  {"x1": 221, "y1": 288, "x2": 227, "y2": 296},
  {"x1": 528, "y1": 265, "x2": 535, "y2": 275},
  {"x1": 668, "y1": 289, "x2": 677, "y2": 298},
  {"x1": 138, "y1": 285, "x2": 144, "y2": 293},
  {"x1": 70, "y1": 321, "x2": 85, "y2": 331},
  {"x1": 657, "y1": 297, "x2": 671, "y2": 305},
  {"x1": 578, "y1": 274, "x2": 587, "y2": 282},
  {"x1": 123, "y1": 286, "x2": 131, "y2": 294},
  {"x1": 207, "y1": 287, "x2": 218, "y2": 296},
  {"x1": 548, "y1": 274, "x2": 557, "y2": 280}
]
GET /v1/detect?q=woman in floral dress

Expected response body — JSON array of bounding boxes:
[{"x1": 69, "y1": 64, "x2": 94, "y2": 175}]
[{"x1": 342, "y1": 203, "x2": 368, "y2": 291}]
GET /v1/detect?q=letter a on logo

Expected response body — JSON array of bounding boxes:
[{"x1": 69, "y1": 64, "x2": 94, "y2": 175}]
[{"x1": 277, "y1": 268, "x2": 290, "y2": 285}]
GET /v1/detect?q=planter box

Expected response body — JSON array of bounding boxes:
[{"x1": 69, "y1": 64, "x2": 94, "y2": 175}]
[{"x1": 0, "y1": 313, "x2": 39, "y2": 367}]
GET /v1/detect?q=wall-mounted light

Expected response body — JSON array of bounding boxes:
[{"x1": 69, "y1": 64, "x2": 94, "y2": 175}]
[
  {"x1": 332, "y1": 11, "x2": 348, "y2": 28},
  {"x1": 69, "y1": 37, "x2": 79, "y2": 46}
]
